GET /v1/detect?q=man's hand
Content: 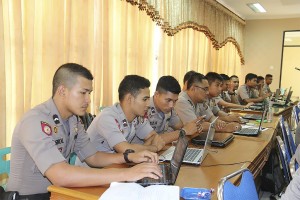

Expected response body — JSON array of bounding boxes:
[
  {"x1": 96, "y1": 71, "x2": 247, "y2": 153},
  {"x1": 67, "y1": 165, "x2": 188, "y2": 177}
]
[
  {"x1": 216, "y1": 119, "x2": 226, "y2": 129},
  {"x1": 183, "y1": 116, "x2": 205, "y2": 135},
  {"x1": 222, "y1": 122, "x2": 241, "y2": 132},
  {"x1": 244, "y1": 102, "x2": 254, "y2": 108},
  {"x1": 128, "y1": 150, "x2": 159, "y2": 164},
  {"x1": 226, "y1": 115, "x2": 241, "y2": 123},
  {"x1": 145, "y1": 134, "x2": 165, "y2": 152},
  {"x1": 125, "y1": 162, "x2": 163, "y2": 181}
]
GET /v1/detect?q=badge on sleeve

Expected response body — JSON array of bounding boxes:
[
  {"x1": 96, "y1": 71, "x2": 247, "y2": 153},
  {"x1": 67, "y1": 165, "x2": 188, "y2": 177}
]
[{"x1": 41, "y1": 121, "x2": 52, "y2": 136}]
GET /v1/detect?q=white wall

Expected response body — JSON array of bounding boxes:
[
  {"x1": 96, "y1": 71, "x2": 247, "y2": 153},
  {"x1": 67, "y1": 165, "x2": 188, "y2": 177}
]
[{"x1": 243, "y1": 18, "x2": 300, "y2": 93}]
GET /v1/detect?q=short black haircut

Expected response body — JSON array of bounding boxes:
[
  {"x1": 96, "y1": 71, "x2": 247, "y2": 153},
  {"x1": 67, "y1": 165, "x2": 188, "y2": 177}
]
[
  {"x1": 220, "y1": 74, "x2": 230, "y2": 81},
  {"x1": 245, "y1": 73, "x2": 257, "y2": 83},
  {"x1": 187, "y1": 72, "x2": 207, "y2": 90},
  {"x1": 257, "y1": 76, "x2": 264, "y2": 82},
  {"x1": 156, "y1": 76, "x2": 181, "y2": 94},
  {"x1": 230, "y1": 75, "x2": 238, "y2": 80},
  {"x1": 183, "y1": 70, "x2": 197, "y2": 84},
  {"x1": 265, "y1": 74, "x2": 273, "y2": 78},
  {"x1": 118, "y1": 75, "x2": 150, "y2": 101},
  {"x1": 205, "y1": 72, "x2": 223, "y2": 85},
  {"x1": 52, "y1": 63, "x2": 93, "y2": 97}
]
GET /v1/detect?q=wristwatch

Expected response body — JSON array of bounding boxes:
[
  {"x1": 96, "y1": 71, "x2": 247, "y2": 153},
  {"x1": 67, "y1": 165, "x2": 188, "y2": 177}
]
[{"x1": 123, "y1": 149, "x2": 135, "y2": 163}]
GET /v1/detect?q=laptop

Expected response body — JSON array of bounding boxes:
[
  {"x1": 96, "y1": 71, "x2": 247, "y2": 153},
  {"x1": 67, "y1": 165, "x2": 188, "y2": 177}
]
[
  {"x1": 191, "y1": 132, "x2": 234, "y2": 148},
  {"x1": 273, "y1": 89, "x2": 280, "y2": 101},
  {"x1": 273, "y1": 90, "x2": 293, "y2": 107},
  {"x1": 242, "y1": 113, "x2": 265, "y2": 120},
  {"x1": 136, "y1": 130, "x2": 188, "y2": 186},
  {"x1": 233, "y1": 110, "x2": 267, "y2": 136},
  {"x1": 159, "y1": 117, "x2": 218, "y2": 165}
]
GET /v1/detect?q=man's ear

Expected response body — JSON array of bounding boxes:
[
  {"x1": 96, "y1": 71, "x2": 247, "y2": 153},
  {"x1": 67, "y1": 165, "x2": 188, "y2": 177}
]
[
  {"x1": 57, "y1": 85, "x2": 66, "y2": 97},
  {"x1": 124, "y1": 93, "x2": 133, "y2": 103}
]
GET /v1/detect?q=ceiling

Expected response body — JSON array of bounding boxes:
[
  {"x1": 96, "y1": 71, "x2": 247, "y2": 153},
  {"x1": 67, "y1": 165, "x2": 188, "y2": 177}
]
[{"x1": 216, "y1": 0, "x2": 300, "y2": 20}]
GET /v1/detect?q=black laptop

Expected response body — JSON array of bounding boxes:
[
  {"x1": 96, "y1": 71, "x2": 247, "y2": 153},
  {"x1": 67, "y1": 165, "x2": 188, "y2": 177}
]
[
  {"x1": 233, "y1": 110, "x2": 267, "y2": 136},
  {"x1": 191, "y1": 132, "x2": 234, "y2": 148},
  {"x1": 136, "y1": 130, "x2": 188, "y2": 186}
]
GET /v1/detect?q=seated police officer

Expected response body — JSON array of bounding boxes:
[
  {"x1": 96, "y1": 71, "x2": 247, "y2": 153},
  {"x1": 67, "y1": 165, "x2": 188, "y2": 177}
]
[
  {"x1": 237, "y1": 73, "x2": 269, "y2": 105},
  {"x1": 6, "y1": 63, "x2": 161, "y2": 200},
  {"x1": 175, "y1": 72, "x2": 240, "y2": 132},
  {"x1": 80, "y1": 75, "x2": 165, "y2": 159},
  {"x1": 147, "y1": 76, "x2": 203, "y2": 144}
]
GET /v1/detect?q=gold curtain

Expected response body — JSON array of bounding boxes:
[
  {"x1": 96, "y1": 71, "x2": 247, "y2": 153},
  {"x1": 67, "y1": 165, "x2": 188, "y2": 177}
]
[
  {"x1": 0, "y1": 0, "x2": 242, "y2": 148},
  {"x1": 125, "y1": 0, "x2": 245, "y2": 64}
]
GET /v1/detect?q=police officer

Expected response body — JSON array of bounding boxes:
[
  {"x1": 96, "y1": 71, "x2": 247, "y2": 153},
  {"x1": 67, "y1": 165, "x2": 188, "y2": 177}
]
[
  {"x1": 6, "y1": 63, "x2": 161, "y2": 199},
  {"x1": 175, "y1": 72, "x2": 240, "y2": 132},
  {"x1": 236, "y1": 73, "x2": 268, "y2": 105},
  {"x1": 205, "y1": 72, "x2": 242, "y2": 123},
  {"x1": 82, "y1": 75, "x2": 165, "y2": 158},
  {"x1": 147, "y1": 76, "x2": 203, "y2": 144}
]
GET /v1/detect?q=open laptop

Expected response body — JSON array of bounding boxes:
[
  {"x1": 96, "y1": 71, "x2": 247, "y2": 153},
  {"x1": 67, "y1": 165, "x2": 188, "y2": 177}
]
[
  {"x1": 273, "y1": 89, "x2": 281, "y2": 101},
  {"x1": 159, "y1": 117, "x2": 218, "y2": 165},
  {"x1": 136, "y1": 130, "x2": 188, "y2": 186},
  {"x1": 191, "y1": 132, "x2": 234, "y2": 148},
  {"x1": 242, "y1": 112, "x2": 265, "y2": 120},
  {"x1": 273, "y1": 90, "x2": 293, "y2": 107},
  {"x1": 233, "y1": 109, "x2": 267, "y2": 136}
]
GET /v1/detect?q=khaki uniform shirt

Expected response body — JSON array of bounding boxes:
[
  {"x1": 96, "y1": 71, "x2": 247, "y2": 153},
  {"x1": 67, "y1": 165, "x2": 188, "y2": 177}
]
[
  {"x1": 206, "y1": 97, "x2": 220, "y2": 115},
  {"x1": 263, "y1": 84, "x2": 272, "y2": 94},
  {"x1": 237, "y1": 84, "x2": 258, "y2": 105},
  {"x1": 174, "y1": 91, "x2": 213, "y2": 124},
  {"x1": 147, "y1": 97, "x2": 181, "y2": 134},
  {"x1": 7, "y1": 99, "x2": 97, "y2": 195},
  {"x1": 86, "y1": 103, "x2": 153, "y2": 153}
]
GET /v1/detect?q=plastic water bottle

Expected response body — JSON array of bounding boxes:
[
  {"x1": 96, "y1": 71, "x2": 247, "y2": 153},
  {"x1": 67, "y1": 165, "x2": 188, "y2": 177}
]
[{"x1": 267, "y1": 101, "x2": 273, "y2": 122}]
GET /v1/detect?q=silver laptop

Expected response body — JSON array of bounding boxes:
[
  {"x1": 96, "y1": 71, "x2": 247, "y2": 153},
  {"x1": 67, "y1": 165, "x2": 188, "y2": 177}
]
[
  {"x1": 233, "y1": 109, "x2": 267, "y2": 136},
  {"x1": 159, "y1": 117, "x2": 218, "y2": 165}
]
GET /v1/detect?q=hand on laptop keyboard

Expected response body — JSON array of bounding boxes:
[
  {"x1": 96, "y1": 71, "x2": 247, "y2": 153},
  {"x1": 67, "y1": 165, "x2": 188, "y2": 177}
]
[{"x1": 127, "y1": 162, "x2": 163, "y2": 181}]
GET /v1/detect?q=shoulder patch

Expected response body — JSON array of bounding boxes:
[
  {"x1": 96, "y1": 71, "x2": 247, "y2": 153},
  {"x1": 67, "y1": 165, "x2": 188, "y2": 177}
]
[{"x1": 41, "y1": 121, "x2": 52, "y2": 136}]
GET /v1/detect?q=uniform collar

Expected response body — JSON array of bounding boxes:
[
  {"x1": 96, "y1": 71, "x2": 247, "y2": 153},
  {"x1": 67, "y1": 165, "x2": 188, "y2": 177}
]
[
  {"x1": 44, "y1": 98, "x2": 77, "y2": 126},
  {"x1": 180, "y1": 91, "x2": 195, "y2": 108}
]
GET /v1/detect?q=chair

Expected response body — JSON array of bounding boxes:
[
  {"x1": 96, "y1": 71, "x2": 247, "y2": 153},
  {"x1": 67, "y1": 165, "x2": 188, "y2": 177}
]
[
  {"x1": 293, "y1": 104, "x2": 300, "y2": 125},
  {"x1": 276, "y1": 136, "x2": 292, "y2": 184},
  {"x1": 217, "y1": 168, "x2": 259, "y2": 200},
  {"x1": 0, "y1": 147, "x2": 11, "y2": 188},
  {"x1": 79, "y1": 112, "x2": 96, "y2": 130},
  {"x1": 69, "y1": 152, "x2": 77, "y2": 165},
  {"x1": 279, "y1": 115, "x2": 293, "y2": 161}
]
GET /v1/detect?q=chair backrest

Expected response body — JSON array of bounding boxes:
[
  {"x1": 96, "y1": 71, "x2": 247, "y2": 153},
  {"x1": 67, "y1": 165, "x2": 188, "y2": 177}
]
[
  {"x1": 289, "y1": 154, "x2": 298, "y2": 179},
  {"x1": 79, "y1": 112, "x2": 96, "y2": 130},
  {"x1": 293, "y1": 105, "x2": 300, "y2": 125},
  {"x1": 283, "y1": 120, "x2": 297, "y2": 156},
  {"x1": 276, "y1": 136, "x2": 292, "y2": 184},
  {"x1": 69, "y1": 152, "x2": 77, "y2": 165},
  {"x1": 0, "y1": 147, "x2": 11, "y2": 176},
  {"x1": 279, "y1": 115, "x2": 293, "y2": 161},
  {"x1": 217, "y1": 168, "x2": 259, "y2": 200}
]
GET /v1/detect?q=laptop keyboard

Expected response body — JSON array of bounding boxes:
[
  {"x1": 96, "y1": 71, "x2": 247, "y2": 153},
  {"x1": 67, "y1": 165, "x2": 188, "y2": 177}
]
[
  {"x1": 183, "y1": 148, "x2": 202, "y2": 162},
  {"x1": 239, "y1": 128, "x2": 258, "y2": 135},
  {"x1": 138, "y1": 164, "x2": 169, "y2": 185}
]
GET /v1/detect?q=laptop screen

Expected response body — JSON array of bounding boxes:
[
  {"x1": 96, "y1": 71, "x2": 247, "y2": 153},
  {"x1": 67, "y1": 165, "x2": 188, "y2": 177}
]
[
  {"x1": 200, "y1": 117, "x2": 218, "y2": 161},
  {"x1": 170, "y1": 130, "x2": 188, "y2": 183}
]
